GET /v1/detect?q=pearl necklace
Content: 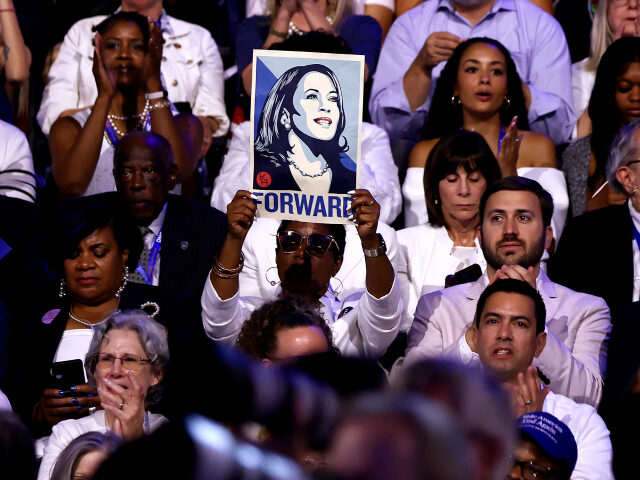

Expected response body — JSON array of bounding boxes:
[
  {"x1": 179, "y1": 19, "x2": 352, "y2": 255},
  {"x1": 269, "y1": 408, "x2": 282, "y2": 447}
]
[
  {"x1": 69, "y1": 307, "x2": 112, "y2": 329},
  {"x1": 289, "y1": 160, "x2": 329, "y2": 178},
  {"x1": 288, "y1": 16, "x2": 333, "y2": 37},
  {"x1": 107, "y1": 100, "x2": 150, "y2": 139}
]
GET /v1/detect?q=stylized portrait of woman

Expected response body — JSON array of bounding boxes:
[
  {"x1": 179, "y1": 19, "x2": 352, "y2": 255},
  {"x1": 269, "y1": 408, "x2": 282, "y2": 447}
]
[{"x1": 254, "y1": 63, "x2": 357, "y2": 194}]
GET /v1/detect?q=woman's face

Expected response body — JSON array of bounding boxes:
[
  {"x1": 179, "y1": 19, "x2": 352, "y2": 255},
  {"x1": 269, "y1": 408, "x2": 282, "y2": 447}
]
[
  {"x1": 73, "y1": 450, "x2": 109, "y2": 480},
  {"x1": 276, "y1": 222, "x2": 342, "y2": 298},
  {"x1": 94, "y1": 328, "x2": 161, "y2": 394},
  {"x1": 608, "y1": 0, "x2": 640, "y2": 38},
  {"x1": 615, "y1": 61, "x2": 640, "y2": 124},
  {"x1": 100, "y1": 19, "x2": 146, "y2": 87},
  {"x1": 455, "y1": 43, "x2": 508, "y2": 117},
  {"x1": 438, "y1": 165, "x2": 487, "y2": 225},
  {"x1": 292, "y1": 72, "x2": 341, "y2": 140},
  {"x1": 63, "y1": 226, "x2": 128, "y2": 306}
]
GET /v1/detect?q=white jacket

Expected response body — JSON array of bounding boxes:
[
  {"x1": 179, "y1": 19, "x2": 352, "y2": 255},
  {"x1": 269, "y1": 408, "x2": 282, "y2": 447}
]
[
  {"x1": 0, "y1": 120, "x2": 36, "y2": 202},
  {"x1": 37, "y1": 12, "x2": 229, "y2": 136}
]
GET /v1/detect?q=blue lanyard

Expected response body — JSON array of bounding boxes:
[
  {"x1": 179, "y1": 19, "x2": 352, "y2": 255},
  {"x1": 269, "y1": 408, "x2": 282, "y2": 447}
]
[{"x1": 136, "y1": 230, "x2": 162, "y2": 285}]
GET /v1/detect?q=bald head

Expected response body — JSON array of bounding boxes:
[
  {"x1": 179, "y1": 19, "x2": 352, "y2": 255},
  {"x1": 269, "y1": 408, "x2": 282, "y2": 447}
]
[{"x1": 113, "y1": 132, "x2": 176, "y2": 225}]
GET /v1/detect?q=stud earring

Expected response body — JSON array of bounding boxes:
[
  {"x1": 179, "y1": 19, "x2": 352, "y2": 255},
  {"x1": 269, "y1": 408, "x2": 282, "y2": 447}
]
[
  {"x1": 503, "y1": 96, "x2": 511, "y2": 109},
  {"x1": 434, "y1": 198, "x2": 439, "y2": 205}
]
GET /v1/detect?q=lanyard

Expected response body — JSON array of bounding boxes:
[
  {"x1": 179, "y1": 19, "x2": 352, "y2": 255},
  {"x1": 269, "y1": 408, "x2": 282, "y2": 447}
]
[
  {"x1": 136, "y1": 230, "x2": 162, "y2": 285},
  {"x1": 497, "y1": 126, "x2": 506, "y2": 154}
]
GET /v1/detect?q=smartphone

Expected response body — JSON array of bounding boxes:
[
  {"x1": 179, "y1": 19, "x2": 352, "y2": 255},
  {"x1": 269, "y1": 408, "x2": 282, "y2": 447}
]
[{"x1": 50, "y1": 359, "x2": 85, "y2": 390}]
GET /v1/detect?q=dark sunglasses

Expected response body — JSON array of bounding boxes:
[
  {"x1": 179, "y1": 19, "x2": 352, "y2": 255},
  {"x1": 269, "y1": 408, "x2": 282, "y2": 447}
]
[{"x1": 277, "y1": 231, "x2": 338, "y2": 258}]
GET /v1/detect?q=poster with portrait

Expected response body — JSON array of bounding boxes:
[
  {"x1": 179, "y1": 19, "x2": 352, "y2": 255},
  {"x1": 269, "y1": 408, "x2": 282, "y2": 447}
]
[{"x1": 250, "y1": 50, "x2": 365, "y2": 224}]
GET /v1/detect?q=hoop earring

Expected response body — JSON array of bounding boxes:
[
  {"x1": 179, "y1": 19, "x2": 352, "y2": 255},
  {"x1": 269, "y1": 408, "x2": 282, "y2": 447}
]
[
  {"x1": 331, "y1": 276, "x2": 343, "y2": 298},
  {"x1": 265, "y1": 266, "x2": 280, "y2": 287},
  {"x1": 59, "y1": 279, "x2": 66, "y2": 298},
  {"x1": 451, "y1": 95, "x2": 461, "y2": 106},
  {"x1": 503, "y1": 96, "x2": 511, "y2": 109},
  {"x1": 115, "y1": 266, "x2": 129, "y2": 298}
]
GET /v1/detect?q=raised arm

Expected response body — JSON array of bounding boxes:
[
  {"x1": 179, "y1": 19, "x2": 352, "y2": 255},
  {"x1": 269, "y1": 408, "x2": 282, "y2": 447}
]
[
  {"x1": 144, "y1": 21, "x2": 198, "y2": 182},
  {"x1": 49, "y1": 33, "x2": 114, "y2": 197},
  {"x1": 0, "y1": 0, "x2": 30, "y2": 84}
]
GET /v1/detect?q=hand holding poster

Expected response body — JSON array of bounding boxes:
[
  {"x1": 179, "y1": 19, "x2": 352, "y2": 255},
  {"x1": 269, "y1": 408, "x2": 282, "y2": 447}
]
[{"x1": 250, "y1": 50, "x2": 365, "y2": 224}]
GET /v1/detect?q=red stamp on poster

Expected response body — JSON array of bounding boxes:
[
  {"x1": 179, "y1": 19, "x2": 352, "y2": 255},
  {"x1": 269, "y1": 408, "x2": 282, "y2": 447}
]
[{"x1": 256, "y1": 171, "x2": 272, "y2": 188}]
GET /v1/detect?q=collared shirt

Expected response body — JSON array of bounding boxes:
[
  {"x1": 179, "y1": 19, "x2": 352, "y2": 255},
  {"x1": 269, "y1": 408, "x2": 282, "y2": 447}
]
[
  {"x1": 627, "y1": 200, "x2": 640, "y2": 302},
  {"x1": 369, "y1": 0, "x2": 575, "y2": 144},
  {"x1": 142, "y1": 202, "x2": 168, "y2": 287}
]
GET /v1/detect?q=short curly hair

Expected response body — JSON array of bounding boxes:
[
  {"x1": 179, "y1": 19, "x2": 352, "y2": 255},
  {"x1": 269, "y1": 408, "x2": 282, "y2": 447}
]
[{"x1": 236, "y1": 296, "x2": 338, "y2": 360}]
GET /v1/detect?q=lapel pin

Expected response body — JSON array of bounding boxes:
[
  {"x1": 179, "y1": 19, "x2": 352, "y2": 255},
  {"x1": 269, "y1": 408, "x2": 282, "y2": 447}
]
[{"x1": 180, "y1": 241, "x2": 189, "y2": 250}]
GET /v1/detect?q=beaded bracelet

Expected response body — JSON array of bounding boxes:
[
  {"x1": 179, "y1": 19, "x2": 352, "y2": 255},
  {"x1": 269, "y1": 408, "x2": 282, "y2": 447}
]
[{"x1": 148, "y1": 99, "x2": 171, "y2": 111}]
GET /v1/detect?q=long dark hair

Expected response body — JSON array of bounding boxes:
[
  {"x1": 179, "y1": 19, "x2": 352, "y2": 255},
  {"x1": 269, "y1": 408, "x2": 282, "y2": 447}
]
[
  {"x1": 255, "y1": 64, "x2": 348, "y2": 166},
  {"x1": 589, "y1": 37, "x2": 640, "y2": 189},
  {"x1": 424, "y1": 37, "x2": 529, "y2": 140}
]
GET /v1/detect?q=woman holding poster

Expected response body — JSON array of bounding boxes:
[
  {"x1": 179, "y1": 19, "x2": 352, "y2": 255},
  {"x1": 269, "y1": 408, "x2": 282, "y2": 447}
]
[{"x1": 254, "y1": 63, "x2": 357, "y2": 194}]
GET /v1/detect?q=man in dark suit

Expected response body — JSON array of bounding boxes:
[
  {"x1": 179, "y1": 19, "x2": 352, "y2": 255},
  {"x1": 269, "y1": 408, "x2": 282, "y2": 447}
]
[
  {"x1": 113, "y1": 131, "x2": 228, "y2": 296},
  {"x1": 547, "y1": 204, "x2": 634, "y2": 316}
]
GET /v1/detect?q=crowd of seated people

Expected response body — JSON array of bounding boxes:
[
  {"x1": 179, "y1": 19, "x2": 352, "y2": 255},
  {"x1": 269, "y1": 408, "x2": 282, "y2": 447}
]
[{"x1": 2, "y1": 0, "x2": 640, "y2": 478}]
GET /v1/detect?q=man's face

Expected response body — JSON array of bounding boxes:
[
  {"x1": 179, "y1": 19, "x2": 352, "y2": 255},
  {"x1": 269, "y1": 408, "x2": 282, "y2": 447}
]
[
  {"x1": 473, "y1": 291, "x2": 546, "y2": 382},
  {"x1": 479, "y1": 190, "x2": 552, "y2": 271},
  {"x1": 508, "y1": 438, "x2": 569, "y2": 480},
  {"x1": 114, "y1": 139, "x2": 175, "y2": 225}
]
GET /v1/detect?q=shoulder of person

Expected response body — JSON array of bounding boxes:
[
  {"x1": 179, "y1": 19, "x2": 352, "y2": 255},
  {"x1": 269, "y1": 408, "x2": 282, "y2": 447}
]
[
  {"x1": 67, "y1": 15, "x2": 109, "y2": 36},
  {"x1": 165, "y1": 15, "x2": 214, "y2": 40},
  {"x1": 408, "y1": 138, "x2": 439, "y2": 168}
]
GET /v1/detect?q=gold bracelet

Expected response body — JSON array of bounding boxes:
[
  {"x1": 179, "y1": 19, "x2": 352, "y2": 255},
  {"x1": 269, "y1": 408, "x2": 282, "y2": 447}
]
[
  {"x1": 269, "y1": 26, "x2": 288, "y2": 39},
  {"x1": 212, "y1": 252, "x2": 244, "y2": 278}
]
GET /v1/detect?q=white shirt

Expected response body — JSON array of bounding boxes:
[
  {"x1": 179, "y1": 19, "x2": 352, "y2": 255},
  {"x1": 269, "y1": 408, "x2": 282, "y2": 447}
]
[
  {"x1": 401, "y1": 166, "x2": 569, "y2": 242},
  {"x1": 0, "y1": 119, "x2": 36, "y2": 203},
  {"x1": 628, "y1": 200, "x2": 640, "y2": 302},
  {"x1": 570, "y1": 58, "x2": 595, "y2": 139},
  {"x1": 0, "y1": 389, "x2": 11, "y2": 411},
  {"x1": 37, "y1": 410, "x2": 168, "y2": 480},
  {"x1": 52, "y1": 329, "x2": 94, "y2": 383},
  {"x1": 543, "y1": 391, "x2": 614, "y2": 480},
  {"x1": 201, "y1": 273, "x2": 403, "y2": 359},
  {"x1": 397, "y1": 224, "x2": 486, "y2": 326},
  {"x1": 211, "y1": 121, "x2": 402, "y2": 225}
]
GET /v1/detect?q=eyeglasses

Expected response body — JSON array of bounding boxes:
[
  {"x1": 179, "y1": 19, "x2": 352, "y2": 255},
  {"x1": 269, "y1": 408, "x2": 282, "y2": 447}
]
[
  {"x1": 95, "y1": 353, "x2": 152, "y2": 370},
  {"x1": 510, "y1": 458, "x2": 563, "y2": 480},
  {"x1": 276, "y1": 231, "x2": 338, "y2": 258}
]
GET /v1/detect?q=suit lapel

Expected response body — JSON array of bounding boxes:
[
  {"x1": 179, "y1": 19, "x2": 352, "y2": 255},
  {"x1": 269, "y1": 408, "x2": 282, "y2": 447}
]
[{"x1": 158, "y1": 197, "x2": 191, "y2": 289}]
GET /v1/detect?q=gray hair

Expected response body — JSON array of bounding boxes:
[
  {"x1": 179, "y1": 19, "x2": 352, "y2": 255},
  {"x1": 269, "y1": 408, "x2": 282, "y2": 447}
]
[
  {"x1": 50, "y1": 431, "x2": 122, "y2": 480},
  {"x1": 85, "y1": 310, "x2": 169, "y2": 407},
  {"x1": 393, "y1": 359, "x2": 517, "y2": 480},
  {"x1": 585, "y1": 0, "x2": 614, "y2": 72},
  {"x1": 606, "y1": 119, "x2": 640, "y2": 193},
  {"x1": 334, "y1": 392, "x2": 473, "y2": 480}
]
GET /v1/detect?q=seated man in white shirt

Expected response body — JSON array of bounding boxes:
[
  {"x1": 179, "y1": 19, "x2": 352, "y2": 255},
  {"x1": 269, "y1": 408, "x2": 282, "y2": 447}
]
[
  {"x1": 405, "y1": 177, "x2": 611, "y2": 407},
  {"x1": 472, "y1": 279, "x2": 613, "y2": 480},
  {"x1": 201, "y1": 189, "x2": 403, "y2": 359}
]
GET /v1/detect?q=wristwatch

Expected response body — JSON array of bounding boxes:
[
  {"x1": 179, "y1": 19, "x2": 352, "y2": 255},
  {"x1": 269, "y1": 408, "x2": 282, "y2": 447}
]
[{"x1": 363, "y1": 233, "x2": 387, "y2": 258}]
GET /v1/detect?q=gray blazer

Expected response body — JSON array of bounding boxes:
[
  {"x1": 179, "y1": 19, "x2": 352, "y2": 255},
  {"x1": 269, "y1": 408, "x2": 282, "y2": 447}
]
[{"x1": 561, "y1": 135, "x2": 591, "y2": 217}]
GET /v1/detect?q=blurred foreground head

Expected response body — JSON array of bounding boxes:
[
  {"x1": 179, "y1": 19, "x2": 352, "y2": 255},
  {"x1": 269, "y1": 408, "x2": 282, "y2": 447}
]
[
  {"x1": 324, "y1": 392, "x2": 473, "y2": 480},
  {"x1": 394, "y1": 359, "x2": 516, "y2": 480}
]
